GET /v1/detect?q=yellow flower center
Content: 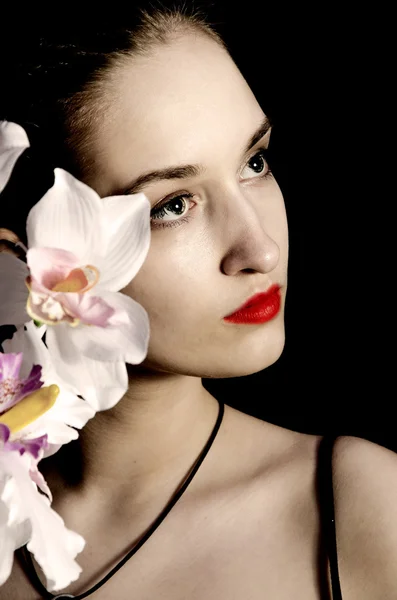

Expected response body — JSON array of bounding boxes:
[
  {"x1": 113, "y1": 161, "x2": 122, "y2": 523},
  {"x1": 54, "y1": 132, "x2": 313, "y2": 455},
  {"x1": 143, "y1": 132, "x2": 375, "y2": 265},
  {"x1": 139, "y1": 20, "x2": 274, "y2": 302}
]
[
  {"x1": 25, "y1": 265, "x2": 100, "y2": 326},
  {"x1": 52, "y1": 267, "x2": 92, "y2": 293},
  {"x1": 0, "y1": 385, "x2": 59, "y2": 433},
  {"x1": 52, "y1": 265, "x2": 99, "y2": 292}
]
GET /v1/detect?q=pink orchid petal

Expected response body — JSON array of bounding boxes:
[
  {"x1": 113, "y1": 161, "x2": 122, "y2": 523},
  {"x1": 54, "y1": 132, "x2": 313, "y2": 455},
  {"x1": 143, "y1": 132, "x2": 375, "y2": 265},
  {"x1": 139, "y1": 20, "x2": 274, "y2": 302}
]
[
  {"x1": 13, "y1": 435, "x2": 49, "y2": 460},
  {"x1": 16, "y1": 364, "x2": 44, "y2": 403},
  {"x1": 0, "y1": 352, "x2": 23, "y2": 381},
  {"x1": 1, "y1": 425, "x2": 48, "y2": 460},
  {"x1": 0, "y1": 121, "x2": 30, "y2": 193},
  {"x1": 45, "y1": 326, "x2": 128, "y2": 411},
  {"x1": 26, "y1": 291, "x2": 76, "y2": 326},
  {"x1": 0, "y1": 354, "x2": 24, "y2": 413},
  {"x1": 0, "y1": 254, "x2": 29, "y2": 328},
  {"x1": 0, "y1": 361, "x2": 43, "y2": 413},
  {"x1": 58, "y1": 292, "x2": 115, "y2": 326},
  {"x1": 26, "y1": 168, "x2": 105, "y2": 265},
  {"x1": 66, "y1": 290, "x2": 150, "y2": 364},
  {"x1": 96, "y1": 192, "x2": 151, "y2": 292},
  {"x1": 0, "y1": 424, "x2": 10, "y2": 444},
  {"x1": 4, "y1": 437, "x2": 48, "y2": 460},
  {"x1": 26, "y1": 247, "x2": 80, "y2": 291}
]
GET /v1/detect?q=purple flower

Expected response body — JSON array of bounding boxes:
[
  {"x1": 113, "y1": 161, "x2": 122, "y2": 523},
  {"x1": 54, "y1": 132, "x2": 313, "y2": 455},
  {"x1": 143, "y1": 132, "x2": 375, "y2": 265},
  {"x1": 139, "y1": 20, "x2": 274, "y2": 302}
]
[
  {"x1": 0, "y1": 352, "x2": 43, "y2": 414},
  {"x1": 0, "y1": 423, "x2": 48, "y2": 459}
]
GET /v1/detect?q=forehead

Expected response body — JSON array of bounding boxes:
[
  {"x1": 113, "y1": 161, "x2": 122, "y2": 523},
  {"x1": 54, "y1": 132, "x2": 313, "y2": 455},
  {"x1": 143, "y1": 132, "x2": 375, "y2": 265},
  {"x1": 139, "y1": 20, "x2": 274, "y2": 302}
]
[{"x1": 93, "y1": 34, "x2": 264, "y2": 193}]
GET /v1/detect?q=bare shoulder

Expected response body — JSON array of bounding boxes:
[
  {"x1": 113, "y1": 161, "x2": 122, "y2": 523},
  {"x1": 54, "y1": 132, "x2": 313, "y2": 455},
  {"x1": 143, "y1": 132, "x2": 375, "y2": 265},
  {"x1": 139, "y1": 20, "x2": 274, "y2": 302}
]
[
  {"x1": 331, "y1": 435, "x2": 397, "y2": 599},
  {"x1": 221, "y1": 403, "x2": 321, "y2": 481},
  {"x1": 214, "y1": 406, "x2": 329, "y2": 597},
  {"x1": 220, "y1": 404, "x2": 323, "y2": 533}
]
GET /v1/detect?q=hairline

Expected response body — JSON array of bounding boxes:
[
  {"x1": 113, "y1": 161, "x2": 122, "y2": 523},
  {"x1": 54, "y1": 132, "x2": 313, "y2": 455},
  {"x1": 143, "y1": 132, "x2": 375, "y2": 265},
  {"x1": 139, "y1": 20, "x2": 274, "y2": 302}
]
[{"x1": 62, "y1": 16, "x2": 229, "y2": 184}]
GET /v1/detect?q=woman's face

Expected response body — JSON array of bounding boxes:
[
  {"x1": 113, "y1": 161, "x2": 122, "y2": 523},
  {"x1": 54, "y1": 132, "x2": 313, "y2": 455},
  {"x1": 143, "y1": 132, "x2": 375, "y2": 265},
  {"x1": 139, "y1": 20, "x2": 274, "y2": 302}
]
[{"x1": 90, "y1": 33, "x2": 289, "y2": 378}]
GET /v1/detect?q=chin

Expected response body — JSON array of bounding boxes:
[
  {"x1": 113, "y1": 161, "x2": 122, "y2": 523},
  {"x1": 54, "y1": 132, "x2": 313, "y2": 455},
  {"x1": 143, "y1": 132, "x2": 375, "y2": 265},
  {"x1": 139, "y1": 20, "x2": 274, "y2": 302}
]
[
  {"x1": 200, "y1": 324, "x2": 286, "y2": 379},
  {"x1": 226, "y1": 339, "x2": 285, "y2": 378}
]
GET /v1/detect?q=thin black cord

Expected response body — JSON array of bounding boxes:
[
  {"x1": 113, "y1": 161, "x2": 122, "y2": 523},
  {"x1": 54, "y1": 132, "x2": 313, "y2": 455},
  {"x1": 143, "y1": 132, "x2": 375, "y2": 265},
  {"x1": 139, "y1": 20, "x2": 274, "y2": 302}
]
[
  {"x1": 317, "y1": 436, "x2": 343, "y2": 600},
  {"x1": 20, "y1": 398, "x2": 224, "y2": 599}
]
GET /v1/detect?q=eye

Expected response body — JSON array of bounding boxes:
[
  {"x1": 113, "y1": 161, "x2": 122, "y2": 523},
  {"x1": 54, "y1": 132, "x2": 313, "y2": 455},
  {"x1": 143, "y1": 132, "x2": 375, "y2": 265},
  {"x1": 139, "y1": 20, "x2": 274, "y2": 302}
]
[
  {"x1": 240, "y1": 149, "x2": 271, "y2": 180},
  {"x1": 150, "y1": 193, "x2": 194, "y2": 226}
]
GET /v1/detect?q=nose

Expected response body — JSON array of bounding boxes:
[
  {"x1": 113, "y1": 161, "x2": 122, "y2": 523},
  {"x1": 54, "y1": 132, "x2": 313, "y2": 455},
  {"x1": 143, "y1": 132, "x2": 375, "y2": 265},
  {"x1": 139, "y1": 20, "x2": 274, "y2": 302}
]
[{"x1": 219, "y1": 193, "x2": 280, "y2": 276}]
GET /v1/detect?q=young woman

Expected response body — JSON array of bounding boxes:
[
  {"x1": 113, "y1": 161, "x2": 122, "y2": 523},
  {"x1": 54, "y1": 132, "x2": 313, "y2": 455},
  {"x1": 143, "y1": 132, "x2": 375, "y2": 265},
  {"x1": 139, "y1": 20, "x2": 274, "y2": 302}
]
[{"x1": 1, "y1": 5, "x2": 396, "y2": 599}]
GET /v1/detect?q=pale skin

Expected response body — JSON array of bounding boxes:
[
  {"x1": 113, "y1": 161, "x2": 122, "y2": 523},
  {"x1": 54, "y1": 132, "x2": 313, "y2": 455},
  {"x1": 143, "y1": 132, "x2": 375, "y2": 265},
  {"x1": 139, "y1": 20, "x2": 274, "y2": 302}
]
[{"x1": 2, "y1": 31, "x2": 397, "y2": 600}]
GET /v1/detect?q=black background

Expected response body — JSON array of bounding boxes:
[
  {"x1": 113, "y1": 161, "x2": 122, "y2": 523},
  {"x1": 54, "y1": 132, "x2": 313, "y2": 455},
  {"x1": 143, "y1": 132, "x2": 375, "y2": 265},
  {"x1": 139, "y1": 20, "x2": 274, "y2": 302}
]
[
  {"x1": 0, "y1": 3, "x2": 394, "y2": 449},
  {"x1": 200, "y1": 3, "x2": 395, "y2": 449}
]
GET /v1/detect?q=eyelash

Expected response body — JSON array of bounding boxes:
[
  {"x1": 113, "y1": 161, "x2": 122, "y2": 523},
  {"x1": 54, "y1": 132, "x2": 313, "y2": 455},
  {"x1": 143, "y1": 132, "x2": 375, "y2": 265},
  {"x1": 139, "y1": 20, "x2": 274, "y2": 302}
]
[{"x1": 150, "y1": 146, "x2": 273, "y2": 230}]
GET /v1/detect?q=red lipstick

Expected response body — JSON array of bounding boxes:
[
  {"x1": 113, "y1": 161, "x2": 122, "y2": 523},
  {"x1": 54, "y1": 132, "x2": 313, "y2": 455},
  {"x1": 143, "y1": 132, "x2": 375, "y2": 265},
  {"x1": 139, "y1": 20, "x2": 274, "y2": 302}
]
[{"x1": 223, "y1": 284, "x2": 281, "y2": 324}]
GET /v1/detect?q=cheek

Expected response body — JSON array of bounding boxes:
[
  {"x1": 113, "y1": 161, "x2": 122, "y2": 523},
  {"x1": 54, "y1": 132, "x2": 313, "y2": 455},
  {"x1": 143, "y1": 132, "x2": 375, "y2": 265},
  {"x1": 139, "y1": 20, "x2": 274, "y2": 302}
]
[
  {"x1": 259, "y1": 187, "x2": 288, "y2": 250},
  {"x1": 123, "y1": 236, "x2": 214, "y2": 324}
]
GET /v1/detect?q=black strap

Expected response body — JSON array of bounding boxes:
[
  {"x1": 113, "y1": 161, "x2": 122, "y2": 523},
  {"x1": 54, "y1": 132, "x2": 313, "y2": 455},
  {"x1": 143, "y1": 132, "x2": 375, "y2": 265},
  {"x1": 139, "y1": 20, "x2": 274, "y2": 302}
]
[
  {"x1": 317, "y1": 435, "x2": 343, "y2": 600},
  {"x1": 19, "y1": 398, "x2": 225, "y2": 599}
]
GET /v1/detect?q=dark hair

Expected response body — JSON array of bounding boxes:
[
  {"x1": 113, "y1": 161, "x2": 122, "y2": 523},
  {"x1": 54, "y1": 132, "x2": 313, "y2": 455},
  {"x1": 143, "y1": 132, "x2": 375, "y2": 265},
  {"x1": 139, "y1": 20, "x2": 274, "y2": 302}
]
[{"x1": 0, "y1": 2, "x2": 226, "y2": 241}]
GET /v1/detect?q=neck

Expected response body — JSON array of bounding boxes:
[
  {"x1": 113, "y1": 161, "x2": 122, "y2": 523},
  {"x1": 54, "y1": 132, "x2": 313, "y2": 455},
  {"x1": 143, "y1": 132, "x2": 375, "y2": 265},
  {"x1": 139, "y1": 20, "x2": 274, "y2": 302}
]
[{"x1": 46, "y1": 371, "x2": 221, "y2": 509}]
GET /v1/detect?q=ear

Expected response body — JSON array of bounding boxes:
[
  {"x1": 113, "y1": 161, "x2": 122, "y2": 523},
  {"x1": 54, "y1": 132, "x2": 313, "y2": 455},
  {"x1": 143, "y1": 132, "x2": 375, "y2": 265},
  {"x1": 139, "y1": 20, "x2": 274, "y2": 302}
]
[{"x1": 0, "y1": 227, "x2": 26, "y2": 259}]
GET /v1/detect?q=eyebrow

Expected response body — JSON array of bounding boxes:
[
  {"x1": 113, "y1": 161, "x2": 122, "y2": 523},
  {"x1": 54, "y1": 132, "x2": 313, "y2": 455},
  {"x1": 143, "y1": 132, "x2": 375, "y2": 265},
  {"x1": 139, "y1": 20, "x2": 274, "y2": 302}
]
[{"x1": 113, "y1": 115, "x2": 272, "y2": 196}]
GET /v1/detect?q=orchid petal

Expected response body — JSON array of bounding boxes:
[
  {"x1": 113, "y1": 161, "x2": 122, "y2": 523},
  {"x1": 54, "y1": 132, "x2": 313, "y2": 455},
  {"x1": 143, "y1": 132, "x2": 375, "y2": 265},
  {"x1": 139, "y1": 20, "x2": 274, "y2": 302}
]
[
  {"x1": 0, "y1": 463, "x2": 30, "y2": 586},
  {"x1": 0, "y1": 424, "x2": 10, "y2": 444},
  {"x1": 20, "y1": 387, "x2": 94, "y2": 446},
  {"x1": 3, "y1": 324, "x2": 95, "y2": 441},
  {"x1": 45, "y1": 326, "x2": 128, "y2": 410},
  {"x1": 0, "y1": 517, "x2": 16, "y2": 586},
  {"x1": 0, "y1": 360, "x2": 43, "y2": 414},
  {"x1": 0, "y1": 352, "x2": 23, "y2": 381},
  {"x1": 26, "y1": 168, "x2": 105, "y2": 264},
  {"x1": 29, "y1": 464, "x2": 52, "y2": 502},
  {"x1": 0, "y1": 498, "x2": 30, "y2": 587},
  {"x1": 2, "y1": 322, "x2": 49, "y2": 381},
  {"x1": 0, "y1": 452, "x2": 85, "y2": 592},
  {"x1": 31, "y1": 420, "x2": 78, "y2": 446},
  {"x1": 58, "y1": 292, "x2": 115, "y2": 326},
  {"x1": 0, "y1": 254, "x2": 29, "y2": 327},
  {"x1": 0, "y1": 384, "x2": 59, "y2": 434},
  {"x1": 16, "y1": 364, "x2": 44, "y2": 403},
  {"x1": 0, "y1": 508, "x2": 30, "y2": 586},
  {"x1": 0, "y1": 353, "x2": 25, "y2": 413},
  {"x1": 0, "y1": 121, "x2": 30, "y2": 193},
  {"x1": 40, "y1": 389, "x2": 94, "y2": 432},
  {"x1": 96, "y1": 193, "x2": 151, "y2": 292},
  {"x1": 5, "y1": 435, "x2": 49, "y2": 460},
  {"x1": 43, "y1": 443, "x2": 63, "y2": 459},
  {"x1": 67, "y1": 290, "x2": 150, "y2": 364},
  {"x1": 0, "y1": 359, "x2": 44, "y2": 413},
  {"x1": 26, "y1": 247, "x2": 80, "y2": 291}
]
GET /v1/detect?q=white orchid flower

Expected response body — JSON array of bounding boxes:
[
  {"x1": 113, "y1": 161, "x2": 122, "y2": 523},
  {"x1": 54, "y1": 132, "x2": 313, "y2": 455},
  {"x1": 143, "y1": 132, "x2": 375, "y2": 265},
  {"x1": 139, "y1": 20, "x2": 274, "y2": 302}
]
[
  {"x1": 0, "y1": 121, "x2": 31, "y2": 329},
  {"x1": 0, "y1": 121, "x2": 29, "y2": 193},
  {"x1": 2, "y1": 321, "x2": 95, "y2": 456},
  {"x1": 0, "y1": 449, "x2": 85, "y2": 591},
  {"x1": 0, "y1": 351, "x2": 85, "y2": 590},
  {"x1": 0, "y1": 120, "x2": 152, "y2": 410}
]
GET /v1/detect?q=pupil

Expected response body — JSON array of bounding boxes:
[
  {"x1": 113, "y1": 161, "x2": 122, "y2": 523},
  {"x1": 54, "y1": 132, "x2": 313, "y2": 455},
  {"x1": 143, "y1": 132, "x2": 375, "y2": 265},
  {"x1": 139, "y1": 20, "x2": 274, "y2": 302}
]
[
  {"x1": 249, "y1": 153, "x2": 265, "y2": 173},
  {"x1": 168, "y1": 198, "x2": 185, "y2": 215}
]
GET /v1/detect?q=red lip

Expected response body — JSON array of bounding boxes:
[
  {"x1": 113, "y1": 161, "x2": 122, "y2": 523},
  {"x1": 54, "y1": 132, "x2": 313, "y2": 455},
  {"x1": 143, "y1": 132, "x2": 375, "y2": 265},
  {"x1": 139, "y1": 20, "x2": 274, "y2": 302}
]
[{"x1": 223, "y1": 284, "x2": 281, "y2": 324}]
